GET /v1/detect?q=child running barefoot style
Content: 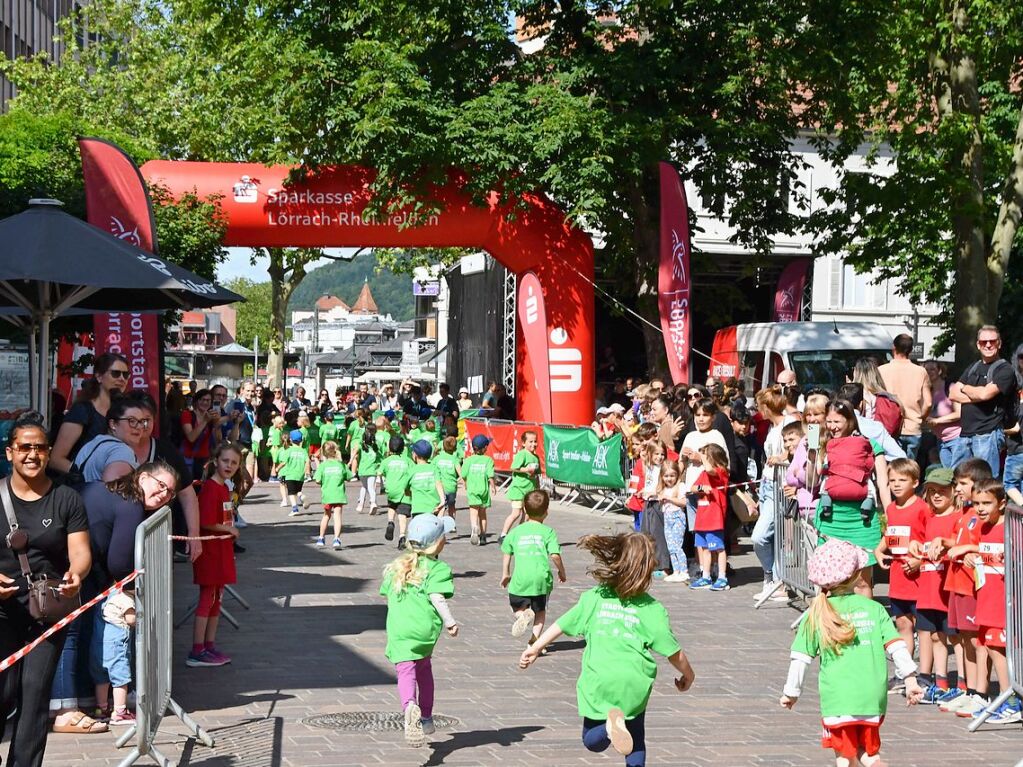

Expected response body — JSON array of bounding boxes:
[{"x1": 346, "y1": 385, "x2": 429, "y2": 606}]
[
  {"x1": 499, "y1": 431, "x2": 541, "y2": 544},
  {"x1": 688, "y1": 444, "x2": 731, "y2": 591},
  {"x1": 312, "y1": 441, "x2": 351, "y2": 550},
  {"x1": 462, "y1": 434, "x2": 497, "y2": 545},
  {"x1": 275, "y1": 429, "x2": 311, "y2": 517},
  {"x1": 188, "y1": 442, "x2": 243, "y2": 668},
  {"x1": 380, "y1": 436, "x2": 413, "y2": 545},
  {"x1": 520, "y1": 533, "x2": 696, "y2": 767},
  {"x1": 380, "y1": 514, "x2": 459, "y2": 748},
  {"x1": 501, "y1": 489, "x2": 566, "y2": 651},
  {"x1": 780, "y1": 539, "x2": 924, "y2": 767},
  {"x1": 948, "y1": 479, "x2": 1021, "y2": 724},
  {"x1": 657, "y1": 459, "x2": 690, "y2": 584}
]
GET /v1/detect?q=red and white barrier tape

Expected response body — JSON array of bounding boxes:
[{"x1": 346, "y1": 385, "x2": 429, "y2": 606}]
[{"x1": 0, "y1": 570, "x2": 141, "y2": 673}]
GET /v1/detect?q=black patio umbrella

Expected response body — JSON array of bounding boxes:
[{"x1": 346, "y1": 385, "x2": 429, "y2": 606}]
[{"x1": 0, "y1": 200, "x2": 243, "y2": 421}]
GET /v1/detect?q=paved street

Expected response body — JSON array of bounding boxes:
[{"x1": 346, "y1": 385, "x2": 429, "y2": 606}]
[{"x1": 38, "y1": 485, "x2": 1022, "y2": 766}]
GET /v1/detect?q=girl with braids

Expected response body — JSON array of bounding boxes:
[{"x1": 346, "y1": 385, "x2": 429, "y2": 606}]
[
  {"x1": 520, "y1": 532, "x2": 695, "y2": 767},
  {"x1": 380, "y1": 514, "x2": 458, "y2": 749},
  {"x1": 780, "y1": 539, "x2": 923, "y2": 767}
]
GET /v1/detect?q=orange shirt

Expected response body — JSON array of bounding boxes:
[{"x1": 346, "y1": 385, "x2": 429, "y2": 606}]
[{"x1": 943, "y1": 507, "x2": 982, "y2": 597}]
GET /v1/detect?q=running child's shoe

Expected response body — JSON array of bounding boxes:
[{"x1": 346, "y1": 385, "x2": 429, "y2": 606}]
[
  {"x1": 709, "y1": 577, "x2": 730, "y2": 591},
  {"x1": 688, "y1": 576, "x2": 713, "y2": 590},
  {"x1": 606, "y1": 708, "x2": 633, "y2": 756},
  {"x1": 332, "y1": 537, "x2": 342, "y2": 550},
  {"x1": 421, "y1": 717, "x2": 436, "y2": 735},
  {"x1": 315, "y1": 537, "x2": 325, "y2": 547},
  {"x1": 404, "y1": 702, "x2": 425, "y2": 748},
  {"x1": 512, "y1": 608, "x2": 535, "y2": 638},
  {"x1": 385, "y1": 521, "x2": 395, "y2": 541}
]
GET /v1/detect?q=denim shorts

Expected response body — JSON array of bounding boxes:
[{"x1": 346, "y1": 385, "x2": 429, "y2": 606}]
[
  {"x1": 89, "y1": 611, "x2": 132, "y2": 687},
  {"x1": 695, "y1": 530, "x2": 726, "y2": 552}
]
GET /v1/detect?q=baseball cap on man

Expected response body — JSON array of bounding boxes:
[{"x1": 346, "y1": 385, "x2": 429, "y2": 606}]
[
  {"x1": 471, "y1": 434, "x2": 491, "y2": 451},
  {"x1": 289, "y1": 429, "x2": 303, "y2": 443},
  {"x1": 406, "y1": 514, "x2": 456, "y2": 549}
]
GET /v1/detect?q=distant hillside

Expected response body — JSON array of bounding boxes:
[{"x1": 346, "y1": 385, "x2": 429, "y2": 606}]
[{"x1": 289, "y1": 253, "x2": 414, "y2": 320}]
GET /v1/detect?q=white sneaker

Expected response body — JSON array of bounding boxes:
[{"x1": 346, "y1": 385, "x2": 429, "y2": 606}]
[
  {"x1": 511, "y1": 608, "x2": 535, "y2": 638},
  {"x1": 754, "y1": 581, "x2": 780, "y2": 601},
  {"x1": 279, "y1": 500, "x2": 289, "y2": 508},
  {"x1": 663, "y1": 572, "x2": 689, "y2": 583},
  {"x1": 300, "y1": 493, "x2": 310, "y2": 509},
  {"x1": 955, "y1": 694, "x2": 992, "y2": 719},
  {"x1": 939, "y1": 690, "x2": 973, "y2": 713},
  {"x1": 404, "y1": 703, "x2": 425, "y2": 748}
]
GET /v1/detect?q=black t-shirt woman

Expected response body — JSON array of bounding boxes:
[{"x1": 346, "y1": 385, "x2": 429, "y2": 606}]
[
  {"x1": 0, "y1": 412, "x2": 95, "y2": 756},
  {"x1": 50, "y1": 353, "x2": 131, "y2": 475}
]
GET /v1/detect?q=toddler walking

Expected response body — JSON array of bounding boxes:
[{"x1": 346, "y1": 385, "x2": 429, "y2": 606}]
[
  {"x1": 90, "y1": 588, "x2": 136, "y2": 725},
  {"x1": 520, "y1": 532, "x2": 696, "y2": 766},
  {"x1": 780, "y1": 538, "x2": 923, "y2": 767},
  {"x1": 380, "y1": 514, "x2": 459, "y2": 748}
]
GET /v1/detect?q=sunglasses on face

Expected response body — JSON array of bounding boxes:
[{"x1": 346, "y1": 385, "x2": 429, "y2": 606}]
[
  {"x1": 11, "y1": 443, "x2": 49, "y2": 455},
  {"x1": 108, "y1": 369, "x2": 130, "y2": 379},
  {"x1": 116, "y1": 417, "x2": 151, "y2": 429},
  {"x1": 687, "y1": 392, "x2": 701, "y2": 399},
  {"x1": 978, "y1": 339, "x2": 1000, "y2": 347}
]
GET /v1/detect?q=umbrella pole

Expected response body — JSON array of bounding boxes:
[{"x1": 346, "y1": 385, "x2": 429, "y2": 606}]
[
  {"x1": 38, "y1": 315, "x2": 51, "y2": 426},
  {"x1": 28, "y1": 323, "x2": 38, "y2": 414}
]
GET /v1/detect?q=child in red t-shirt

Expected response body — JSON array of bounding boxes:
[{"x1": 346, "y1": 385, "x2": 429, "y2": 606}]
[
  {"x1": 947, "y1": 479, "x2": 1018, "y2": 722},
  {"x1": 929, "y1": 458, "x2": 992, "y2": 715},
  {"x1": 188, "y1": 442, "x2": 242, "y2": 669},
  {"x1": 909, "y1": 465, "x2": 957, "y2": 704},
  {"x1": 688, "y1": 444, "x2": 730, "y2": 591},
  {"x1": 874, "y1": 459, "x2": 928, "y2": 665}
]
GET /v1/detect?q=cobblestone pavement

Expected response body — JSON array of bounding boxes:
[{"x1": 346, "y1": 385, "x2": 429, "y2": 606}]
[{"x1": 33, "y1": 484, "x2": 1023, "y2": 766}]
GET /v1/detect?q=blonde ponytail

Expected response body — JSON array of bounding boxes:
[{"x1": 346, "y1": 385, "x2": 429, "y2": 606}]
[
  {"x1": 804, "y1": 578, "x2": 858, "y2": 654},
  {"x1": 383, "y1": 551, "x2": 426, "y2": 592}
]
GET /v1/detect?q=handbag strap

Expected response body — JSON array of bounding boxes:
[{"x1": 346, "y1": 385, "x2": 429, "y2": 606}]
[{"x1": 0, "y1": 478, "x2": 35, "y2": 580}]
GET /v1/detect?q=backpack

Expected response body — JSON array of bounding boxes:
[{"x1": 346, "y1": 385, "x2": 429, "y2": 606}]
[
  {"x1": 822, "y1": 435, "x2": 874, "y2": 502},
  {"x1": 962, "y1": 358, "x2": 1020, "y2": 430},
  {"x1": 872, "y1": 391, "x2": 904, "y2": 438}
]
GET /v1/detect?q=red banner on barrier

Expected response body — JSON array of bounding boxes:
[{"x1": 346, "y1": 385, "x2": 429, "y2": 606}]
[
  {"x1": 517, "y1": 272, "x2": 553, "y2": 423},
  {"x1": 463, "y1": 419, "x2": 546, "y2": 473}
]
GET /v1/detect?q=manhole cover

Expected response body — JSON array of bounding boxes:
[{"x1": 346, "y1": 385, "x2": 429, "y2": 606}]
[{"x1": 303, "y1": 712, "x2": 460, "y2": 732}]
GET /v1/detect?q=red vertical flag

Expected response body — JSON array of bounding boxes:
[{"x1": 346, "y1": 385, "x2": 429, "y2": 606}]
[
  {"x1": 79, "y1": 138, "x2": 163, "y2": 422},
  {"x1": 517, "y1": 272, "x2": 553, "y2": 423},
  {"x1": 771, "y1": 257, "x2": 811, "y2": 323},
  {"x1": 658, "y1": 162, "x2": 692, "y2": 384}
]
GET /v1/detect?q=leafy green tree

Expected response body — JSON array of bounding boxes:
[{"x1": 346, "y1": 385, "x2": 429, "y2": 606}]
[
  {"x1": 224, "y1": 277, "x2": 273, "y2": 350},
  {"x1": 801, "y1": 1, "x2": 1023, "y2": 365}
]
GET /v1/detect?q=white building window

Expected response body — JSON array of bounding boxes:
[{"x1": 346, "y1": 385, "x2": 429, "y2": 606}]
[{"x1": 826, "y1": 256, "x2": 887, "y2": 310}]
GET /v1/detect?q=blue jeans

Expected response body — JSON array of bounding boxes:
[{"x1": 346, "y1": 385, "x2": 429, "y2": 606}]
[
  {"x1": 752, "y1": 474, "x2": 777, "y2": 581},
  {"x1": 89, "y1": 606, "x2": 133, "y2": 688},
  {"x1": 965, "y1": 430, "x2": 1005, "y2": 478},
  {"x1": 583, "y1": 711, "x2": 646, "y2": 766},
  {"x1": 940, "y1": 436, "x2": 971, "y2": 469},
  {"x1": 1004, "y1": 454, "x2": 1023, "y2": 499},
  {"x1": 898, "y1": 434, "x2": 922, "y2": 462}
]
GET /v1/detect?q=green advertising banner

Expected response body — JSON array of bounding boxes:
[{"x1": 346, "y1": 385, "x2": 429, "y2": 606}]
[{"x1": 542, "y1": 426, "x2": 625, "y2": 489}]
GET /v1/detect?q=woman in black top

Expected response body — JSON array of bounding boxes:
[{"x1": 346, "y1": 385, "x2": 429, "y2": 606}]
[
  {"x1": 50, "y1": 353, "x2": 131, "y2": 475},
  {"x1": 0, "y1": 412, "x2": 94, "y2": 760}
]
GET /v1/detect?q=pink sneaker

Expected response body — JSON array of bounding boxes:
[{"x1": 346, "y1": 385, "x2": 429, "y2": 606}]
[
  {"x1": 109, "y1": 708, "x2": 136, "y2": 726},
  {"x1": 204, "y1": 647, "x2": 232, "y2": 665}
]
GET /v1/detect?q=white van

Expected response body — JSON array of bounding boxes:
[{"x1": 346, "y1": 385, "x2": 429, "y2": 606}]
[{"x1": 709, "y1": 322, "x2": 893, "y2": 392}]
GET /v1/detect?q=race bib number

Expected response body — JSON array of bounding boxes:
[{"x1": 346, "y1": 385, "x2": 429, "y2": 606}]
[
  {"x1": 222, "y1": 501, "x2": 235, "y2": 525},
  {"x1": 885, "y1": 524, "x2": 911, "y2": 556},
  {"x1": 979, "y1": 541, "x2": 1005, "y2": 574}
]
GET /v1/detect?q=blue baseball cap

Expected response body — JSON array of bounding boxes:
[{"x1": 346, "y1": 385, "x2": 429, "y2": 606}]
[
  {"x1": 411, "y1": 439, "x2": 433, "y2": 459},
  {"x1": 289, "y1": 429, "x2": 303, "y2": 443},
  {"x1": 471, "y1": 434, "x2": 491, "y2": 451},
  {"x1": 406, "y1": 514, "x2": 455, "y2": 549}
]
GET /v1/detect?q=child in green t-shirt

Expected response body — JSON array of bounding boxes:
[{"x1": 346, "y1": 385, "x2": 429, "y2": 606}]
[
  {"x1": 350, "y1": 423, "x2": 383, "y2": 515},
  {"x1": 268, "y1": 415, "x2": 285, "y2": 487},
  {"x1": 433, "y1": 436, "x2": 462, "y2": 529},
  {"x1": 499, "y1": 430, "x2": 541, "y2": 544},
  {"x1": 312, "y1": 440, "x2": 352, "y2": 550},
  {"x1": 462, "y1": 434, "x2": 497, "y2": 546},
  {"x1": 391, "y1": 441, "x2": 446, "y2": 550},
  {"x1": 380, "y1": 514, "x2": 459, "y2": 749},
  {"x1": 500, "y1": 489, "x2": 566, "y2": 650},
  {"x1": 520, "y1": 532, "x2": 696, "y2": 764},
  {"x1": 319, "y1": 411, "x2": 340, "y2": 446},
  {"x1": 273, "y1": 429, "x2": 311, "y2": 517},
  {"x1": 780, "y1": 538, "x2": 923, "y2": 767},
  {"x1": 381, "y1": 436, "x2": 413, "y2": 547}
]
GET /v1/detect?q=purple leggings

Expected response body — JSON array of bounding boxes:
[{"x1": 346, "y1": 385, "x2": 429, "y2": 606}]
[{"x1": 396, "y1": 656, "x2": 434, "y2": 718}]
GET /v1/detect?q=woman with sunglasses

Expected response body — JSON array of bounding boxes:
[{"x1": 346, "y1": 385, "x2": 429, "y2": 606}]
[
  {"x1": 0, "y1": 412, "x2": 95, "y2": 750},
  {"x1": 71, "y1": 399, "x2": 151, "y2": 484},
  {"x1": 50, "y1": 353, "x2": 131, "y2": 475}
]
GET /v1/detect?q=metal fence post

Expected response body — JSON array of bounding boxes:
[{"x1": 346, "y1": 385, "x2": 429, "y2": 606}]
[
  {"x1": 755, "y1": 465, "x2": 816, "y2": 610},
  {"x1": 967, "y1": 502, "x2": 1022, "y2": 731},
  {"x1": 115, "y1": 506, "x2": 215, "y2": 767}
]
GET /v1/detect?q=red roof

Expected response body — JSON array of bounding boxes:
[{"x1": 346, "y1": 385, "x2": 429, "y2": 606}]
[
  {"x1": 352, "y1": 281, "x2": 379, "y2": 314},
  {"x1": 316, "y1": 295, "x2": 350, "y2": 311}
]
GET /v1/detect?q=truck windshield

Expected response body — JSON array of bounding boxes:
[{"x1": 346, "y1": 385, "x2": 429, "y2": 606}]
[{"x1": 789, "y1": 350, "x2": 892, "y2": 393}]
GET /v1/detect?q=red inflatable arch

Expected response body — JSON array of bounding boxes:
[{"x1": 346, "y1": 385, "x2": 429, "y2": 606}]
[{"x1": 141, "y1": 161, "x2": 595, "y2": 425}]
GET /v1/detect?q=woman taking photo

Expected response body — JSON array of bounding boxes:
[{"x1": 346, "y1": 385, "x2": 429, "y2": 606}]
[
  {"x1": 0, "y1": 412, "x2": 94, "y2": 757},
  {"x1": 180, "y1": 388, "x2": 222, "y2": 481},
  {"x1": 50, "y1": 353, "x2": 131, "y2": 474},
  {"x1": 71, "y1": 398, "x2": 151, "y2": 483}
]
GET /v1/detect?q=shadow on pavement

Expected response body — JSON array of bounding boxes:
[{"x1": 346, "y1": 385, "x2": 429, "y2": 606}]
[
  {"x1": 179, "y1": 716, "x2": 283, "y2": 767},
  {"x1": 424, "y1": 725, "x2": 544, "y2": 766}
]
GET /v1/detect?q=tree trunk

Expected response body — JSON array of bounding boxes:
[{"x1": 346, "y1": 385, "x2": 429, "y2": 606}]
[
  {"x1": 948, "y1": 1, "x2": 988, "y2": 370},
  {"x1": 987, "y1": 101, "x2": 1023, "y2": 330},
  {"x1": 629, "y1": 170, "x2": 669, "y2": 381}
]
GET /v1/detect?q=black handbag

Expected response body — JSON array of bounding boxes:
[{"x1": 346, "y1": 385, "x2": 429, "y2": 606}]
[{"x1": 1, "y1": 479, "x2": 80, "y2": 624}]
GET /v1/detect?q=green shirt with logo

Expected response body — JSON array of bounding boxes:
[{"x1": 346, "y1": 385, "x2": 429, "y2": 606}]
[
  {"x1": 277, "y1": 445, "x2": 309, "y2": 482},
  {"x1": 501, "y1": 521, "x2": 561, "y2": 596},
  {"x1": 433, "y1": 450, "x2": 461, "y2": 494},
  {"x1": 556, "y1": 585, "x2": 681, "y2": 720},
  {"x1": 508, "y1": 449, "x2": 540, "y2": 501},
  {"x1": 354, "y1": 444, "x2": 381, "y2": 477},
  {"x1": 381, "y1": 454, "x2": 413, "y2": 504},
  {"x1": 379, "y1": 556, "x2": 455, "y2": 663},
  {"x1": 405, "y1": 462, "x2": 442, "y2": 515},
  {"x1": 462, "y1": 454, "x2": 495, "y2": 506},
  {"x1": 314, "y1": 459, "x2": 351, "y2": 505}
]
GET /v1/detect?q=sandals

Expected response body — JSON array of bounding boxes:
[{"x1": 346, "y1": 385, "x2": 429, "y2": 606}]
[{"x1": 52, "y1": 711, "x2": 109, "y2": 734}]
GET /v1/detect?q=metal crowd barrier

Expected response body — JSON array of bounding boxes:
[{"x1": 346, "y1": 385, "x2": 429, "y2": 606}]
[
  {"x1": 545, "y1": 453, "x2": 633, "y2": 516},
  {"x1": 755, "y1": 465, "x2": 816, "y2": 612},
  {"x1": 968, "y1": 502, "x2": 1023, "y2": 732},
  {"x1": 115, "y1": 506, "x2": 214, "y2": 767}
]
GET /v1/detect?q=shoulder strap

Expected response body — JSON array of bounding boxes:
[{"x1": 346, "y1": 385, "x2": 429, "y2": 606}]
[
  {"x1": 75, "y1": 435, "x2": 121, "y2": 473},
  {"x1": 987, "y1": 358, "x2": 1010, "y2": 383},
  {"x1": 148, "y1": 438, "x2": 157, "y2": 463},
  {"x1": 0, "y1": 479, "x2": 34, "y2": 579}
]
